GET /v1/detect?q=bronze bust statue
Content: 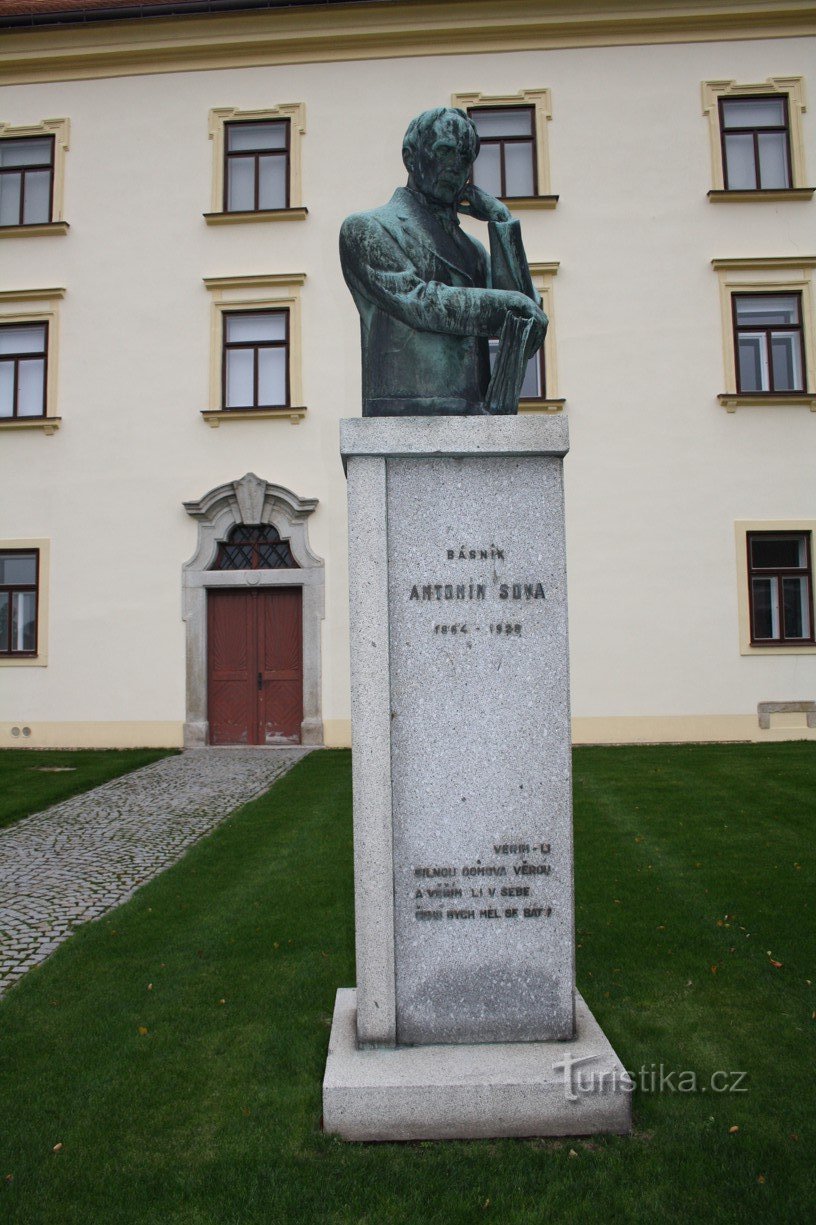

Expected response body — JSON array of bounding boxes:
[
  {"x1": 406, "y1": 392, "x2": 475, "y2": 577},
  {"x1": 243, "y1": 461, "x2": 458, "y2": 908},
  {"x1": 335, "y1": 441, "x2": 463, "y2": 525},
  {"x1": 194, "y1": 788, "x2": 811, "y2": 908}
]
[{"x1": 340, "y1": 106, "x2": 547, "y2": 417}]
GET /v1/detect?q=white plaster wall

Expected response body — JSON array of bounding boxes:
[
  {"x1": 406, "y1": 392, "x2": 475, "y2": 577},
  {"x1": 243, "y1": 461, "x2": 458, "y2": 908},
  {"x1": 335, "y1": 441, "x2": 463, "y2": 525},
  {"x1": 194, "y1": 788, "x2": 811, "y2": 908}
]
[{"x1": 1, "y1": 32, "x2": 814, "y2": 742}]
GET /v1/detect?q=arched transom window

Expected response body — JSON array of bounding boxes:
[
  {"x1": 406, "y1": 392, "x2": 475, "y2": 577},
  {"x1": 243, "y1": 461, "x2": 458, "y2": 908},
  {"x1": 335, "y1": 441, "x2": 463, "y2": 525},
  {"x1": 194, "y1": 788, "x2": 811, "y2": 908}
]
[{"x1": 211, "y1": 523, "x2": 299, "y2": 570}]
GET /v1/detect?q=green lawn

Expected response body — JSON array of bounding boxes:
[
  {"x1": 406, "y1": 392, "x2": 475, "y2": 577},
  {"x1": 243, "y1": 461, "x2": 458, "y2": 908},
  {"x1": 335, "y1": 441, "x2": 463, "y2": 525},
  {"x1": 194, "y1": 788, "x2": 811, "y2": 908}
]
[
  {"x1": 0, "y1": 749, "x2": 177, "y2": 831},
  {"x1": 0, "y1": 745, "x2": 813, "y2": 1224}
]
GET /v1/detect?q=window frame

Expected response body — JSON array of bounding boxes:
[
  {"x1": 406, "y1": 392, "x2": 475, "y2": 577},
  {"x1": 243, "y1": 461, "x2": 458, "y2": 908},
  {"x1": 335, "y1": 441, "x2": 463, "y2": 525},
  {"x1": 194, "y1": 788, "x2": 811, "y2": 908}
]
[
  {"x1": 0, "y1": 538, "x2": 49, "y2": 667},
  {"x1": 520, "y1": 261, "x2": 563, "y2": 412},
  {"x1": 735, "y1": 521, "x2": 816, "y2": 656},
  {"x1": 0, "y1": 319, "x2": 48, "y2": 420},
  {"x1": 0, "y1": 133, "x2": 55, "y2": 227},
  {"x1": 731, "y1": 290, "x2": 805, "y2": 395},
  {"x1": 221, "y1": 307, "x2": 290, "y2": 412},
  {"x1": 718, "y1": 94, "x2": 793, "y2": 191},
  {"x1": 712, "y1": 256, "x2": 816, "y2": 410},
  {"x1": 0, "y1": 287, "x2": 64, "y2": 432},
  {"x1": 702, "y1": 78, "x2": 813, "y2": 201},
  {"x1": 467, "y1": 104, "x2": 538, "y2": 199},
  {"x1": 223, "y1": 118, "x2": 291, "y2": 214},
  {"x1": 206, "y1": 105, "x2": 307, "y2": 225},
  {"x1": 0, "y1": 547, "x2": 39, "y2": 658},
  {"x1": 746, "y1": 531, "x2": 815, "y2": 647},
  {"x1": 451, "y1": 90, "x2": 556, "y2": 209},
  {"x1": 0, "y1": 118, "x2": 70, "y2": 236},
  {"x1": 202, "y1": 273, "x2": 307, "y2": 425}
]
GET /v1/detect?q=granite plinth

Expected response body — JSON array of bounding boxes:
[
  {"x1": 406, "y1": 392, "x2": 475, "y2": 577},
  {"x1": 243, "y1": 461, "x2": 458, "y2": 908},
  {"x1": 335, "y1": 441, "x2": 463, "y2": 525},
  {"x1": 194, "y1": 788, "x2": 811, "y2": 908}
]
[
  {"x1": 323, "y1": 988, "x2": 633, "y2": 1141},
  {"x1": 343, "y1": 416, "x2": 574, "y2": 1046}
]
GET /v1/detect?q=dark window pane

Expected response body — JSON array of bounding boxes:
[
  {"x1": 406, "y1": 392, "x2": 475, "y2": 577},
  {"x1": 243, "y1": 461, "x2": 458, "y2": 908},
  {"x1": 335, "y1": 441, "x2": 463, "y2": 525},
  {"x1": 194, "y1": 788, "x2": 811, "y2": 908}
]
[
  {"x1": 472, "y1": 143, "x2": 502, "y2": 196},
  {"x1": 470, "y1": 108, "x2": 533, "y2": 138},
  {"x1": 11, "y1": 590, "x2": 36, "y2": 652},
  {"x1": 738, "y1": 335, "x2": 767, "y2": 391},
  {"x1": 723, "y1": 133, "x2": 756, "y2": 189},
  {"x1": 0, "y1": 361, "x2": 13, "y2": 416},
  {"x1": 504, "y1": 141, "x2": 535, "y2": 196},
  {"x1": 770, "y1": 333, "x2": 803, "y2": 391},
  {"x1": 226, "y1": 157, "x2": 255, "y2": 211},
  {"x1": 519, "y1": 353, "x2": 541, "y2": 398},
  {"x1": 751, "y1": 577, "x2": 777, "y2": 639},
  {"x1": 0, "y1": 138, "x2": 52, "y2": 168},
  {"x1": 782, "y1": 576, "x2": 809, "y2": 638},
  {"x1": 750, "y1": 535, "x2": 805, "y2": 569},
  {"x1": 257, "y1": 155, "x2": 287, "y2": 210},
  {"x1": 735, "y1": 294, "x2": 799, "y2": 326},
  {"x1": 757, "y1": 132, "x2": 790, "y2": 188},
  {"x1": 0, "y1": 591, "x2": 7, "y2": 650},
  {"x1": 0, "y1": 173, "x2": 21, "y2": 226},
  {"x1": 0, "y1": 552, "x2": 37, "y2": 584},
  {"x1": 0, "y1": 324, "x2": 47, "y2": 355},
  {"x1": 23, "y1": 169, "x2": 51, "y2": 223},
  {"x1": 722, "y1": 97, "x2": 786, "y2": 128},
  {"x1": 227, "y1": 122, "x2": 287, "y2": 152},
  {"x1": 226, "y1": 313, "x2": 286, "y2": 343}
]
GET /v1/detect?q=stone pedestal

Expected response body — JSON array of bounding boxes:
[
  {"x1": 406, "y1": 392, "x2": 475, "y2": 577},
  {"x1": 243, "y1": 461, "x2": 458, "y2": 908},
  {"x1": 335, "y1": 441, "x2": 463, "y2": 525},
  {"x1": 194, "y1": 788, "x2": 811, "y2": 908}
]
[{"x1": 324, "y1": 416, "x2": 631, "y2": 1139}]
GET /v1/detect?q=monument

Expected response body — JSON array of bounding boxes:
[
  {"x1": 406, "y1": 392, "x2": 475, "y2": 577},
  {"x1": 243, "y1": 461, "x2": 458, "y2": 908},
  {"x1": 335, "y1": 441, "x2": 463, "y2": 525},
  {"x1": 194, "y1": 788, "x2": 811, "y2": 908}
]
[{"x1": 322, "y1": 108, "x2": 631, "y2": 1139}]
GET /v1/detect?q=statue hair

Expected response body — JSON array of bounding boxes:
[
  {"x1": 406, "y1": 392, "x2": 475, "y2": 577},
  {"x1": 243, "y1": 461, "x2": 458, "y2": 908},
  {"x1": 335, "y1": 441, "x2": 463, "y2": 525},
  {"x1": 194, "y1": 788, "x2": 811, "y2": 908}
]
[{"x1": 402, "y1": 107, "x2": 480, "y2": 168}]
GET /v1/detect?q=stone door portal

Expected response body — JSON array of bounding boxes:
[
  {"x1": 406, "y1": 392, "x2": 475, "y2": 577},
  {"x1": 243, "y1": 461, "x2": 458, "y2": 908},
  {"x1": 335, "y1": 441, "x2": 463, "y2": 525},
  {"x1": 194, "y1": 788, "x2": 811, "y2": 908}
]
[{"x1": 207, "y1": 587, "x2": 303, "y2": 745}]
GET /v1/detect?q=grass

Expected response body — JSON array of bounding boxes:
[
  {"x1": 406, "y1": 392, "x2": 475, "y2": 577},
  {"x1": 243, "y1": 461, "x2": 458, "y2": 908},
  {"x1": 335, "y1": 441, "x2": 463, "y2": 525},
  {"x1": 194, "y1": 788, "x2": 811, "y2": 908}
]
[
  {"x1": 0, "y1": 743, "x2": 813, "y2": 1224},
  {"x1": 0, "y1": 749, "x2": 177, "y2": 831}
]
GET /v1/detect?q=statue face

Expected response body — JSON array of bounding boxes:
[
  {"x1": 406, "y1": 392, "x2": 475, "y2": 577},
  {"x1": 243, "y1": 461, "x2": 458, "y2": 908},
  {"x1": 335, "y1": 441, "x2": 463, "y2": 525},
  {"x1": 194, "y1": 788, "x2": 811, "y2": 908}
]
[{"x1": 408, "y1": 114, "x2": 475, "y2": 206}]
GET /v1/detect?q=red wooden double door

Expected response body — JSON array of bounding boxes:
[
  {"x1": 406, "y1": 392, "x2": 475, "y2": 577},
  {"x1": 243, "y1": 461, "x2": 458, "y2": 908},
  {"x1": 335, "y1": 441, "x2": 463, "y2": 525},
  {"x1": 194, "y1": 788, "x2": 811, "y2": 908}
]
[{"x1": 207, "y1": 588, "x2": 303, "y2": 745}]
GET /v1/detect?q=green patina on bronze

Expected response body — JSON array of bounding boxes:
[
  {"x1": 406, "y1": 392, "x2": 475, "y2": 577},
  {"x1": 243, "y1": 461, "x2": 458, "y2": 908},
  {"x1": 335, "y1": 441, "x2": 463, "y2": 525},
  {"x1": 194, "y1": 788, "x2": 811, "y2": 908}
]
[{"x1": 340, "y1": 107, "x2": 548, "y2": 417}]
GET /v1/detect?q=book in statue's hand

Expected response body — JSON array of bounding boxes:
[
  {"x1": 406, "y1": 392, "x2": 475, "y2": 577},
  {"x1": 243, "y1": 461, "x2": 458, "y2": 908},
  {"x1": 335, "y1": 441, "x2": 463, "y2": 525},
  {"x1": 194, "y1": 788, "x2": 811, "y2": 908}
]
[{"x1": 484, "y1": 313, "x2": 536, "y2": 415}]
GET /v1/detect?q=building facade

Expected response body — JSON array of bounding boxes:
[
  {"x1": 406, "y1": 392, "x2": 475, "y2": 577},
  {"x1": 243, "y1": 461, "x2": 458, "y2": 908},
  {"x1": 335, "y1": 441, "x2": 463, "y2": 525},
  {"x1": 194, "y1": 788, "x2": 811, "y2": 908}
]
[{"x1": 1, "y1": 0, "x2": 815, "y2": 748}]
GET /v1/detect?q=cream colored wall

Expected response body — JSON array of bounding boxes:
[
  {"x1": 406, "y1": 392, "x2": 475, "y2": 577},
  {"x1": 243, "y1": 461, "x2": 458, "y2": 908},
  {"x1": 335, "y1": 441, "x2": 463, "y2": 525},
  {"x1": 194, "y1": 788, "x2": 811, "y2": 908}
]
[{"x1": 1, "y1": 33, "x2": 814, "y2": 747}]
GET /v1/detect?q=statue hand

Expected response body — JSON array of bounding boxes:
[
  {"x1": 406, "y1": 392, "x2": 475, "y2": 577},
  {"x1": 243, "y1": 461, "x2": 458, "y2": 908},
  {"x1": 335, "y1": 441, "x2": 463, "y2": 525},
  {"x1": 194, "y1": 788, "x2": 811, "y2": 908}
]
[
  {"x1": 501, "y1": 292, "x2": 548, "y2": 353},
  {"x1": 458, "y1": 184, "x2": 512, "y2": 223}
]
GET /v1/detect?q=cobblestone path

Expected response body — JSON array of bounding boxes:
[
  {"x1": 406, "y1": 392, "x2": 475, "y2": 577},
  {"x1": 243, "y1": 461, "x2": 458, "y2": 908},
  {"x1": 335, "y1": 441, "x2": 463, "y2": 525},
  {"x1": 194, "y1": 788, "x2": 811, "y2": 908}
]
[{"x1": 0, "y1": 747, "x2": 309, "y2": 997}]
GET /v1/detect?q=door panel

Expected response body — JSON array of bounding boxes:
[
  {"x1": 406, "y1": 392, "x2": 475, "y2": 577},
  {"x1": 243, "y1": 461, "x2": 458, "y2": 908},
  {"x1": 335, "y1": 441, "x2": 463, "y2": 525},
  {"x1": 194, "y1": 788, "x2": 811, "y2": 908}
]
[
  {"x1": 258, "y1": 587, "x2": 303, "y2": 743},
  {"x1": 207, "y1": 587, "x2": 303, "y2": 745}
]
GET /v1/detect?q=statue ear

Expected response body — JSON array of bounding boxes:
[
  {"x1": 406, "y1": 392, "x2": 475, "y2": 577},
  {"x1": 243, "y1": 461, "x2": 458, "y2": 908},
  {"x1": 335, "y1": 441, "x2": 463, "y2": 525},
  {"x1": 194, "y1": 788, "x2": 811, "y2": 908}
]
[{"x1": 402, "y1": 145, "x2": 414, "y2": 174}]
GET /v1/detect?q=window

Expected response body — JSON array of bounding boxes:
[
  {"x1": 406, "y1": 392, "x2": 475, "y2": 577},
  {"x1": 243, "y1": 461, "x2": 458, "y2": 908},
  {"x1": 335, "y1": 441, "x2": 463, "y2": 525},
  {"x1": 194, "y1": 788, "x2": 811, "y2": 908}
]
[
  {"x1": 0, "y1": 549, "x2": 39, "y2": 657},
  {"x1": 712, "y1": 256, "x2": 816, "y2": 410},
  {"x1": 224, "y1": 120, "x2": 289, "y2": 212},
  {"x1": 488, "y1": 337, "x2": 544, "y2": 400},
  {"x1": 223, "y1": 310, "x2": 288, "y2": 410},
  {"x1": 0, "y1": 321, "x2": 47, "y2": 419},
  {"x1": 206, "y1": 106, "x2": 307, "y2": 224},
  {"x1": 702, "y1": 79, "x2": 812, "y2": 200},
  {"x1": 0, "y1": 136, "x2": 54, "y2": 226},
  {"x1": 747, "y1": 532, "x2": 813, "y2": 645},
  {"x1": 733, "y1": 293, "x2": 804, "y2": 393},
  {"x1": 451, "y1": 90, "x2": 556, "y2": 208},
  {"x1": 470, "y1": 107, "x2": 536, "y2": 199},
  {"x1": 719, "y1": 96, "x2": 791, "y2": 190},
  {"x1": 202, "y1": 273, "x2": 306, "y2": 424},
  {"x1": 212, "y1": 524, "x2": 298, "y2": 571},
  {"x1": 0, "y1": 119, "x2": 69, "y2": 235}
]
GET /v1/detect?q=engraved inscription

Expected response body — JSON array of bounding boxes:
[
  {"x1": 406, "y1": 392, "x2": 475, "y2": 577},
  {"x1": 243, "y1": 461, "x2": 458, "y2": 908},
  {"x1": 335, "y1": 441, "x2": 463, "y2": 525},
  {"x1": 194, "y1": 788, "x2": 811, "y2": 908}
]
[{"x1": 413, "y1": 838, "x2": 553, "y2": 923}]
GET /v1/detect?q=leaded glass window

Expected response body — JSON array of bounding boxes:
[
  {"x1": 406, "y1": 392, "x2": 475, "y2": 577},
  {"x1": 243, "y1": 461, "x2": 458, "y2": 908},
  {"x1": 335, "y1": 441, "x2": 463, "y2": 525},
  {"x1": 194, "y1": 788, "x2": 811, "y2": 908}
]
[{"x1": 211, "y1": 524, "x2": 298, "y2": 571}]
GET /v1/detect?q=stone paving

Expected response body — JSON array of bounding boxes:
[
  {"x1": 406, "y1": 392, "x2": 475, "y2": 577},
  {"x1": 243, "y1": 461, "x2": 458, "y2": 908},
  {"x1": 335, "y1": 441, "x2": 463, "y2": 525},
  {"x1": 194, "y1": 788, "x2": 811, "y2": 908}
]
[{"x1": 0, "y1": 747, "x2": 309, "y2": 998}]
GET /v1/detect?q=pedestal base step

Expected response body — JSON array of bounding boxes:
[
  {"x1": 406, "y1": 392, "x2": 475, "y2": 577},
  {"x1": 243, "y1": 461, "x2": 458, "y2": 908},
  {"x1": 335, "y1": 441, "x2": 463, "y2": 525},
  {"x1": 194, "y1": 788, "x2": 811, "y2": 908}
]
[{"x1": 323, "y1": 988, "x2": 632, "y2": 1141}]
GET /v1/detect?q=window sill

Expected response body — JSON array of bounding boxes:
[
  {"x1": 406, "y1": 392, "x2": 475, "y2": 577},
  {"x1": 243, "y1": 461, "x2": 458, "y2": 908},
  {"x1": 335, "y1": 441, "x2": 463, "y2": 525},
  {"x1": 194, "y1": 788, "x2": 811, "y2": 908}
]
[
  {"x1": 202, "y1": 407, "x2": 306, "y2": 426},
  {"x1": 0, "y1": 221, "x2": 69, "y2": 238},
  {"x1": 0, "y1": 416, "x2": 61, "y2": 434},
  {"x1": 719, "y1": 393, "x2": 816, "y2": 412},
  {"x1": 501, "y1": 195, "x2": 558, "y2": 211},
  {"x1": 0, "y1": 654, "x2": 46, "y2": 667},
  {"x1": 743, "y1": 641, "x2": 816, "y2": 656},
  {"x1": 519, "y1": 398, "x2": 565, "y2": 413},
  {"x1": 203, "y1": 208, "x2": 308, "y2": 225},
  {"x1": 708, "y1": 188, "x2": 815, "y2": 203}
]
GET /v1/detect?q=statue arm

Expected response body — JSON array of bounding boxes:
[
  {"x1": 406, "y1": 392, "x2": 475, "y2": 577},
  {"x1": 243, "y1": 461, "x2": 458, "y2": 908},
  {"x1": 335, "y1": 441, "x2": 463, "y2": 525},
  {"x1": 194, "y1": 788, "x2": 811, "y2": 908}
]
[{"x1": 340, "y1": 214, "x2": 523, "y2": 338}]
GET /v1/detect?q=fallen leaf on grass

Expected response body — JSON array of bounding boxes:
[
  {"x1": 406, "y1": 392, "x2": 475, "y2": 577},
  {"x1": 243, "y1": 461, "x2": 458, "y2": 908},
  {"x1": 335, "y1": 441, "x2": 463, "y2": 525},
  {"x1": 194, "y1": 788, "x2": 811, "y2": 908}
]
[
  {"x1": 137, "y1": 1026, "x2": 149, "y2": 1036},
  {"x1": 729, "y1": 1126, "x2": 739, "y2": 1134},
  {"x1": 147, "y1": 983, "x2": 153, "y2": 991},
  {"x1": 769, "y1": 960, "x2": 783, "y2": 969},
  {"x1": 5, "y1": 1174, "x2": 13, "y2": 1183},
  {"x1": 710, "y1": 965, "x2": 718, "y2": 975},
  {"x1": 568, "y1": 1149, "x2": 578, "y2": 1158},
  {"x1": 757, "y1": 1175, "x2": 766, "y2": 1185},
  {"x1": 52, "y1": 1143, "x2": 62, "y2": 1153},
  {"x1": 242, "y1": 1107, "x2": 251, "y2": 1117},
  {"x1": 218, "y1": 999, "x2": 226, "y2": 1006}
]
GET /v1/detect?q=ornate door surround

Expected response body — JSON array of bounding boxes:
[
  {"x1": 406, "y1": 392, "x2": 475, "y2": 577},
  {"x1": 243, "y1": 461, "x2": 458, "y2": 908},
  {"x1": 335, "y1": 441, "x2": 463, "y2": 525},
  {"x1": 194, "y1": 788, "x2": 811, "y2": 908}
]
[{"x1": 182, "y1": 472, "x2": 324, "y2": 748}]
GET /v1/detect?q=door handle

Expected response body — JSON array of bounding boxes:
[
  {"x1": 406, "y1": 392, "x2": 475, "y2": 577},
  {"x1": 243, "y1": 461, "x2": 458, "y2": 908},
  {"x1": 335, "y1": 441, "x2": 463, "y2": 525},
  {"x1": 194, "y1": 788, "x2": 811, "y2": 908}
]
[{"x1": 257, "y1": 672, "x2": 263, "y2": 691}]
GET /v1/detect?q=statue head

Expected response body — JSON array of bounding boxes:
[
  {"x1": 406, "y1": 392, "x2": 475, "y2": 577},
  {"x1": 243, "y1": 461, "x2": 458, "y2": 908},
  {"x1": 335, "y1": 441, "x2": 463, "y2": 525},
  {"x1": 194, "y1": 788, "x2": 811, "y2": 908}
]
[{"x1": 402, "y1": 107, "x2": 480, "y2": 206}]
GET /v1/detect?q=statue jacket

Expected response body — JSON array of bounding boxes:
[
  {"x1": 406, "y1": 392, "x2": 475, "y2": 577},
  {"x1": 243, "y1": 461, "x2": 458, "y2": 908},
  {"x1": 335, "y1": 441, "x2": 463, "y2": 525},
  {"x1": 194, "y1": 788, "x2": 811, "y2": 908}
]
[{"x1": 339, "y1": 186, "x2": 539, "y2": 416}]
